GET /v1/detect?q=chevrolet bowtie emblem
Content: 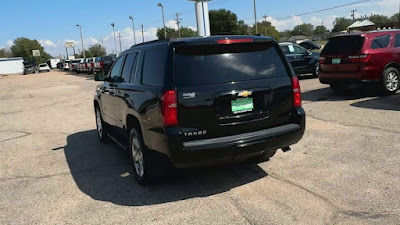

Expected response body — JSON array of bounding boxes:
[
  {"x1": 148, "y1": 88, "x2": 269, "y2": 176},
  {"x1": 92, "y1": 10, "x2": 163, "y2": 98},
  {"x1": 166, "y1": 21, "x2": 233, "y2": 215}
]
[{"x1": 238, "y1": 91, "x2": 252, "y2": 97}]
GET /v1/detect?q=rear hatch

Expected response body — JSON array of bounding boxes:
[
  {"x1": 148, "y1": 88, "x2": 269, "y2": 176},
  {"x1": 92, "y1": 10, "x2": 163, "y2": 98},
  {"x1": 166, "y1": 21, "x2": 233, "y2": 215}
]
[
  {"x1": 320, "y1": 35, "x2": 366, "y2": 72},
  {"x1": 175, "y1": 40, "x2": 294, "y2": 142}
]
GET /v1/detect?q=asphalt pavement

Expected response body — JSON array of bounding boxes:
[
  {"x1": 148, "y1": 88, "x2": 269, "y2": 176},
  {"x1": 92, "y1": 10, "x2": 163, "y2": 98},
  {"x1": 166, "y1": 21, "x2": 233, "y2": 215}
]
[{"x1": 0, "y1": 71, "x2": 399, "y2": 224}]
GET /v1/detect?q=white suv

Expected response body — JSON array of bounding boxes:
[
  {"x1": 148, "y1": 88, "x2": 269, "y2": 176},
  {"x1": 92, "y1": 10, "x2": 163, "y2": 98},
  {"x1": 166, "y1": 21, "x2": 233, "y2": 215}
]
[{"x1": 38, "y1": 63, "x2": 51, "y2": 73}]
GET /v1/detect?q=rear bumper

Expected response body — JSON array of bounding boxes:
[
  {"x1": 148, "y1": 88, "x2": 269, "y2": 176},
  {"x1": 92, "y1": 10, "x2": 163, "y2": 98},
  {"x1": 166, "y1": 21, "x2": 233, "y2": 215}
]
[
  {"x1": 319, "y1": 66, "x2": 381, "y2": 84},
  {"x1": 167, "y1": 108, "x2": 306, "y2": 168}
]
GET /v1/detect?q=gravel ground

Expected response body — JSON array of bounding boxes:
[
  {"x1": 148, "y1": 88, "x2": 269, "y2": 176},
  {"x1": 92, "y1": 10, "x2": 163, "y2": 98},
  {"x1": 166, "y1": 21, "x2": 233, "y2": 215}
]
[{"x1": 0, "y1": 71, "x2": 399, "y2": 224}]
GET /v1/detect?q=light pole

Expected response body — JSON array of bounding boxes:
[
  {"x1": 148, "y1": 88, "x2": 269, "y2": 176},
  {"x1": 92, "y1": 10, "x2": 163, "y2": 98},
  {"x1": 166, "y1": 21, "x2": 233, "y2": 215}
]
[
  {"x1": 75, "y1": 24, "x2": 85, "y2": 59},
  {"x1": 129, "y1": 16, "x2": 137, "y2": 45},
  {"x1": 253, "y1": 0, "x2": 258, "y2": 34},
  {"x1": 111, "y1": 23, "x2": 118, "y2": 55},
  {"x1": 158, "y1": 3, "x2": 167, "y2": 39}
]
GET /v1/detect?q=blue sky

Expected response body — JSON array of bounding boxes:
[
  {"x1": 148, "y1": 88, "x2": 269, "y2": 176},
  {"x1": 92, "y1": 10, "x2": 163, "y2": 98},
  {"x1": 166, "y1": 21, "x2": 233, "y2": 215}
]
[{"x1": 1, "y1": 0, "x2": 397, "y2": 56}]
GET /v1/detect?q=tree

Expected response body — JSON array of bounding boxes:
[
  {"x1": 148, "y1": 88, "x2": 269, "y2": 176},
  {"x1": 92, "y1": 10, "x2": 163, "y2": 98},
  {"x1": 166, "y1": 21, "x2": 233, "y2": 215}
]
[
  {"x1": 10, "y1": 37, "x2": 51, "y2": 63},
  {"x1": 278, "y1": 30, "x2": 292, "y2": 40},
  {"x1": 252, "y1": 21, "x2": 279, "y2": 40},
  {"x1": 209, "y1": 9, "x2": 241, "y2": 35},
  {"x1": 314, "y1": 25, "x2": 328, "y2": 35},
  {"x1": 292, "y1": 23, "x2": 314, "y2": 36},
  {"x1": 0, "y1": 48, "x2": 13, "y2": 58},
  {"x1": 369, "y1": 14, "x2": 391, "y2": 26},
  {"x1": 88, "y1": 44, "x2": 106, "y2": 57},
  {"x1": 332, "y1": 17, "x2": 351, "y2": 32},
  {"x1": 156, "y1": 26, "x2": 196, "y2": 40},
  {"x1": 390, "y1": 13, "x2": 399, "y2": 22}
]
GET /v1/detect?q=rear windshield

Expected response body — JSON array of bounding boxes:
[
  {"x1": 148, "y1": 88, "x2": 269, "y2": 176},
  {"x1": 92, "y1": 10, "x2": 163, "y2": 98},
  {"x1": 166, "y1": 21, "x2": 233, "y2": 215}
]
[
  {"x1": 322, "y1": 36, "x2": 365, "y2": 55},
  {"x1": 39, "y1": 64, "x2": 47, "y2": 67},
  {"x1": 175, "y1": 43, "x2": 289, "y2": 86},
  {"x1": 72, "y1": 60, "x2": 81, "y2": 63}
]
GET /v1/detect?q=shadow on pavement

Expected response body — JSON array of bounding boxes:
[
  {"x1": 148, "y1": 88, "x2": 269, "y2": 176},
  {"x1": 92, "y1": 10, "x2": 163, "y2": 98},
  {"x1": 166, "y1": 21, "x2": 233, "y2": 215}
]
[
  {"x1": 302, "y1": 84, "x2": 400, "y2": 111},
  {"x1": 56, "y1": 70, "x2": 95, "y2": 80},
  {"x1": 63, "y1": 130, "x2": 267, "y2": 206}
]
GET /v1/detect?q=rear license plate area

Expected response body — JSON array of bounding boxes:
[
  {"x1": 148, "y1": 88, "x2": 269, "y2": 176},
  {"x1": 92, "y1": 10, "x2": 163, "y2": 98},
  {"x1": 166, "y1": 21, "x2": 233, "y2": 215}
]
[
  {"x1": 231, "y1": 98, "x2": 254, "y2": 114},
  {"x1": 332, "y1": 58, "x2": 341, "y2": 64}
]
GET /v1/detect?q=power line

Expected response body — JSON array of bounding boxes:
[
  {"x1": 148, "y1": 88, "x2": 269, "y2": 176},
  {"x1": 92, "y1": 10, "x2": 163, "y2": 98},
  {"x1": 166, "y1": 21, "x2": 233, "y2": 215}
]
[{"x1": 276, "y1": 0, "x2": 371, "y2": 20}]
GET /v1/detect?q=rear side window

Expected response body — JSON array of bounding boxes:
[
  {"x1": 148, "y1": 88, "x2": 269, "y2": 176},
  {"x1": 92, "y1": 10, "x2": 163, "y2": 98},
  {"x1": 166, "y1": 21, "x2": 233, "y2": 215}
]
[
  {"x1": 371, "y1": 35, "x2": 390, "y2": 49},
  {"x1": 175, "y1": 43, "x2": 289, "y2": 86},
  {"x1": 322, "y1": 36, "x2": 365, "y2": 54},
  {"x1": 109, "y1": 55, "x2": 126, "y2": 80},
  {"x1": 395, "y1": 33, "x2": 400, "y2": 47},
  {"x1": 142, "y1": 47, "x2": 168, "y2": 87},
  {"x1": 119, "y1": 53, "x2": 138, "y2": 83}
]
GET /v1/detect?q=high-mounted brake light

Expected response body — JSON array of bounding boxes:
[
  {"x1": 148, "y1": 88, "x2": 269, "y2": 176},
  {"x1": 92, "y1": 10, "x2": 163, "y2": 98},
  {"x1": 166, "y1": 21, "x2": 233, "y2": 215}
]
[
  {"x1": 161, "y1": 90, "x2": 178, "y2": 126},
  {"x1": 217, "y1": 39, "x2": 254, "y2": 44},
  {"x1": 292, "y1": 76, "x2": 302, "y2": 108}
]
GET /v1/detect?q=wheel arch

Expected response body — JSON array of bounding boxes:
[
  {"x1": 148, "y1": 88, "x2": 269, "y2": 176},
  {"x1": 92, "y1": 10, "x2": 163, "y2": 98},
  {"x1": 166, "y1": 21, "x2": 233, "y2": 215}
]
[{"x1": 383, "y1": 62, "x2": 400, "y2": 72}]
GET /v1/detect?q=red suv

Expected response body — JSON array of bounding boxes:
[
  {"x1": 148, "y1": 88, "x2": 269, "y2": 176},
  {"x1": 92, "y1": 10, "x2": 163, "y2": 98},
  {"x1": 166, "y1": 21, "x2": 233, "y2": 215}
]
[{"x1": 319, "y1": 30, "x2": 400, "y2": 94}]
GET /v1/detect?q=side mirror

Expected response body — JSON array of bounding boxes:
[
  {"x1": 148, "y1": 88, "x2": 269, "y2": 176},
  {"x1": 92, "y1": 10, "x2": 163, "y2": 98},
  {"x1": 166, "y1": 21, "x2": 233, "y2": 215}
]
[
  {"x1": 94, "y1": 73, "x2": 108, "y2": 81},
  {"x1": 307, "y1": 51, "x2": 313, "y2": 56}
]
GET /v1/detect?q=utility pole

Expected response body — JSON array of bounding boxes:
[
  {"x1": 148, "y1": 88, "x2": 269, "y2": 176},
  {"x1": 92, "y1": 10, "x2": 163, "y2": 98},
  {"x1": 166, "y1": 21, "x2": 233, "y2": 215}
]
[
  {"x1": 175, "y1": 13, "x2": 182, "y2": 38},
  {"x1": 158, "y1": 3, "x2": 167, "y2": 39},
  {"x1": 141, "y1": 25, "x2": 145, "y2": 43},
  {"x1": 129, "y1": 16, "x2": 137, "y2": 45},
  {"x1": 111, "y1": 23, "x2": 118, "y2": 55},
  {"x1": 351, "y1": 9, "x2": 357, "y2": 21},
  {"x1": 76, "y1": 24, "x2": 85, "y2": 59},
  {"x1": 118, "y1": 32, "x2": 122, "y2": 54},
  {"x1": 262, "y1": 15, "x2": 268, "y2": 36},
  {"x1": 253, "y1": 0, "x2": 258, "y2": 34}
]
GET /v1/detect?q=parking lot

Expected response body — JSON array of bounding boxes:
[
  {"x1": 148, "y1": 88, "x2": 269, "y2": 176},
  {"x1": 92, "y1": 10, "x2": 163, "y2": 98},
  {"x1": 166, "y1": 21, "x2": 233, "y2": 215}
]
[{"x1": 0, "y1": 70, "x2": 399, "y2": 224}]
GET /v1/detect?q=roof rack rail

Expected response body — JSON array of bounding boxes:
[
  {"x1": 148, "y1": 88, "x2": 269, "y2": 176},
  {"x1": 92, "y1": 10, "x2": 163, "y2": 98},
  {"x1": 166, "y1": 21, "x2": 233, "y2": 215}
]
[{"x1": 130, "y1": 38, "x2": 174, "y2": 48}]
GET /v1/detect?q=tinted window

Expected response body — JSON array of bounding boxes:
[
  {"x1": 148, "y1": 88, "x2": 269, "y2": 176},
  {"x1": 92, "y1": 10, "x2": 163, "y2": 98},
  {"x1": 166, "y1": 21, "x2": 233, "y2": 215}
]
[
  {"x1": 142, "y1": 47, "x2": 168, "y2": 87},
  {"x1": 109, "y1": 55, "x2": 126, "y2": 80},
  {"x1": 322, "y1": 36, "x2": 365, "y2": 54},
  {"x1": 280, "y1": 45, "x2": 290, "y2": 54},
  {"x1": 293, "y1": 45, "x2": 307, "y2": 54},
  {"x1": 117, "y1": 53, "x2": 137, "y2": 83},
  {"x1": 371, "y1": 35, "x2": 390, "y2": 49},
  {"x1": 175, "y1": 43, "x2": 289, "y2": 86},
  {"x1": 396, "y1": 34, "x2": 400, "y2": 47}
]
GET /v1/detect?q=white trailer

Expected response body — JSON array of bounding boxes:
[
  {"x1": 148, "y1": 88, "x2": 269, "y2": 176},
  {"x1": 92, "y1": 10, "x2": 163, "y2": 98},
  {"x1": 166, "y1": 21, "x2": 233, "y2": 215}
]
[
  {"x1": 47, "y1": 58, "x2": 60, "y2": 69},
  {"x1": 0, "y1": 57, "x2": 24, "y2": 75}
]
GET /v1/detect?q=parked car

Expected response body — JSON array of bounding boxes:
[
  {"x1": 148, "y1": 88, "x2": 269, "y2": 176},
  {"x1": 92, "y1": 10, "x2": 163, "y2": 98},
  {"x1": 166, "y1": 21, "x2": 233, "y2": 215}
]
[
  {"x1": 86, "y1": 57, "x2": 95, "y2": 74},
  {"x1": 62, "y1": 60, "x2": 71, "y2": 70},
  {"x1": 56, "y1": 62, "x2": 62, "y2": 69},
  {"x1": 319, "y1": 30, "x2": 400, "y2": 94},
  {"x1": 37, "y1": 63, "x2": 50, "y2": 72},
  {"x1": 71, "y1": 59, "x2": 82, "y2": 72},
  {"x1": 279, "y1": 42, "x2": 319, "y2": 77},
  {"x1": 77, "y1": 58, "x2": 87, "y2": 74},
  {"x1": 94, "y1": 36, "x2": 306, "y2": 185},
  {"x1": 94, "y1": 55, "x2": 116, "y2": 75},
  {"x1": 23, "y1": 62, "x2": 36, "y2": 75},
  {"x1": 299, "y1": 41, "x2": 321, "y2": 50}
]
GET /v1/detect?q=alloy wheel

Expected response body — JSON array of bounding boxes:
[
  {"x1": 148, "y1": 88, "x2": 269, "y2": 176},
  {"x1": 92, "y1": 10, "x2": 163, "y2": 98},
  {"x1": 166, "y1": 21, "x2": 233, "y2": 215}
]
[
  {"x1": 386, "y1": 71, "x2": 399, "y2": 92},
  {"x1": 131, "y1": 136, "x2": 144, "y2": 178},
  {"x1": 96, "y1": 110, "x2": 102, "y2": 139}
]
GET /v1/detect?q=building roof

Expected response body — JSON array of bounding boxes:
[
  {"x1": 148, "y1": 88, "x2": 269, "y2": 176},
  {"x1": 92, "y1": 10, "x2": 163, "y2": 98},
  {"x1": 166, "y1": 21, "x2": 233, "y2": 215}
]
[{"x1": 287, "y1": 35, "x2": 309, "y2": 41}]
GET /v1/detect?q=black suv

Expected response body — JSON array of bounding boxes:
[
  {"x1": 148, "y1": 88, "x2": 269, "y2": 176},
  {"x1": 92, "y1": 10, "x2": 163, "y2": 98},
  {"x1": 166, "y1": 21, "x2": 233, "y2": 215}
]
[{"x1": 94, "y1": 36, "x2": 305, "y2": 184}]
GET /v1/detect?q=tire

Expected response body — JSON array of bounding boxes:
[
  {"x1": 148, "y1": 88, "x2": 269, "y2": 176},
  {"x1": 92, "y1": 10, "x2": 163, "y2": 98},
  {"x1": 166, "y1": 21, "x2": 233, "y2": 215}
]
[
  {"x1": 382, "y1": 67, "x2": 399, "y2": 95},
  {"x1": 313, "y1": 63, "x2": 319, "y2": 78},
  {"x1": 129, "y1": 127, "x2": 163, "y2": 185},
  {"x1": 330, "y1": 83, "x2": 349, "y2": 93},
  {"x1": 95, "y1": 106, "x2": 108, "y2": 143}
]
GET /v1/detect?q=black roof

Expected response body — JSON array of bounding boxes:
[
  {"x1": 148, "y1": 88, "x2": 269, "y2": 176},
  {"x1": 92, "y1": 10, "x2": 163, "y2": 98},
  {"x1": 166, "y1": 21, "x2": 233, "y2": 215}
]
[{"x1": 128, "y1": 35, "x2": 275, "y2": 50}]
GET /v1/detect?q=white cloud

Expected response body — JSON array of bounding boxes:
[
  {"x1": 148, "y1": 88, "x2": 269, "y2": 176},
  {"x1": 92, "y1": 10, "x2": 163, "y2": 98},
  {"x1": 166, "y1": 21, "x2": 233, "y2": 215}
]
[
  {"x1": 6, "y1": 40, "x2": 13, "y2": 47},
  {"x1": 266, "y1": 16, "x2": 303, "y2": 31},
  {"x1": 166, "y1": 20, "x2": 179, "y2": 30},
  {"x1": 39, "y1": 40, "x2": 56, "y2": 48}
]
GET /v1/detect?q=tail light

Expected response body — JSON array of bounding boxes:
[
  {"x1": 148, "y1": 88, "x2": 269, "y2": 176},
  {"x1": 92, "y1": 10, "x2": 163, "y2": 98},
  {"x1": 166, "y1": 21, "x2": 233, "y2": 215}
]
[
  {"x1": 292, "y1": 76, "x2": 301, "y2": 108},
  {"x1": 217, "y1": 39, "x2": 253, "y2": 44},
  {"x1": 348, "y1": 54, "x2": 371, "y2": 63},
  {"x1": 319, "y1": 57, "x2": 325, "y2": 64},
  {"x1": 161, "y1": 90, "x2": 178, "y2": 126},
  {"x1": 100, "y1": 61, "x2": 104, "y2": 68}
]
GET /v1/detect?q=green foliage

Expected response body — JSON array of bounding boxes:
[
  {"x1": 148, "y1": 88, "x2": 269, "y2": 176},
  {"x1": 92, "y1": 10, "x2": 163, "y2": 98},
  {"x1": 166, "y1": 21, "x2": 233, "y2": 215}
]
[
  {"x1": 369, "y1": 14, "x2": 391, "y2": 26},
  {"x1": 292, "y1": 23, "x2": 314, "y2": 36},
  {"x1": 0, "y1": 48, "x2": 13, "y2": 58},
  {"x1": 209, "y1": 9, "x2": 249, "y2": 35},
  {"x1": 10, "y1": 37, "x2": 51, "y2": 63},
  {"x1": 156, "y1": 27, "x2": 196, "y2": 40},
  {"x1": 332, "y1": 17, "x2": 351, "y2": 32},
  {"x1": 314, "y1": 25, "x2": 328, "y2": 35},
  {"x1": 75, "y1": 44, "x2": 106, "y2": 58},
  {"x1": 252, "y1": 21, "x2": 279, "y2": 40},
  {"x1": 390, "y1": 13, "x2": 399, "y2": 22}
]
